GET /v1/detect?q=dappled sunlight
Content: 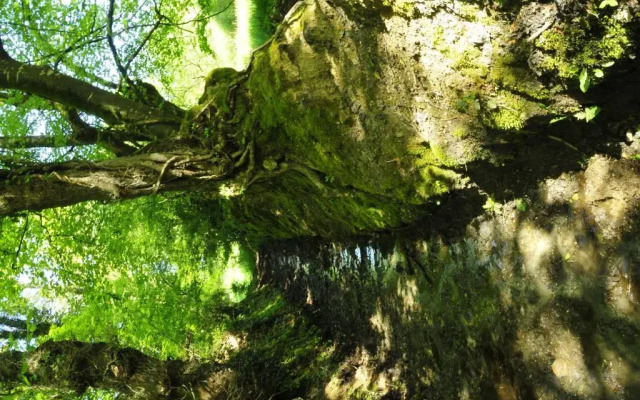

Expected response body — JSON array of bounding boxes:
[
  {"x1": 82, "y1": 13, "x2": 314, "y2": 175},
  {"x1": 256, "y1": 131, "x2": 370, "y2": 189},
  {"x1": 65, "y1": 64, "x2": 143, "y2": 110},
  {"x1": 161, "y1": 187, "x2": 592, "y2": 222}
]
[
  {"x1": 517, "y1": 222, "x2": 554, "y2": 294},
  {"x1": 256, "y1": 155, "x2": 640, "y2": 399},
  {"x1": 323, "y1": 347, "x2": 388, "y2": 400},
  {"x1": 549, "y1": 327, "x2": 599, "y2": 397},
  {"x1": 235, "y1": 0, "x2": 253, "y2": 69},
  {"x1": 369, "y1": 302, "x2": 393, "y2": 353}
]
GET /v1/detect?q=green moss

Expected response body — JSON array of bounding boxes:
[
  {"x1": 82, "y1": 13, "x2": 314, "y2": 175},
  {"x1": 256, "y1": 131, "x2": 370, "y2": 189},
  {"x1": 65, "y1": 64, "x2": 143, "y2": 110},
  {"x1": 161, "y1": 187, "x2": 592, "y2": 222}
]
[
  {"x1": 458, "y1": 3, "x2": 480, "y2": 21},
  {"x1": 452, "y1": 48, "x2": 488, "y2": 80},
  {"x1": 387, "y1": 0, "x2": 417, "y2": 17},
  {"x1": 431, "y1": 25, "x2": 451, "y2": 55},
  {"x1": 406, "y1": 140, "x2": 462, "y2": 199},
  {"x1": 490, "y1": 57, "x2": 550, "y2": 100},
  {"x1": 482, "y1": 91, "x2": 542, "y2": 131},
  {"x1": 230, "y1": 172, "x2": 425, "y2": 239},
  {"x1": 452, "y1": 125, "x2": 470, "y2": 139},
  {"x1": 536, "y1": 16, "x2": 631, "y2": 79},
  {"x1": 239, "y1": 24, "x2": 471, "y2": 238}
]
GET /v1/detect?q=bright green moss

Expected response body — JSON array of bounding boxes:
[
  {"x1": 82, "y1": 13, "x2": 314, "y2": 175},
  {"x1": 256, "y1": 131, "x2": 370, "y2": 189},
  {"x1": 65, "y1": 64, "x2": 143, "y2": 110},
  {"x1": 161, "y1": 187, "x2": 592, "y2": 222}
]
[
  {"x1": 453, "y1": 125, "x2": 470, "y2": 139},
  {"x1": 386, "y1": 0, "x2": 417, "y2": 17},
  {"x1": 491, "y1": 109, "x2": 525, "y2": 130},
  {"x1": 536, "y1": 17, "x2": 631, "y2": 79},
  {"x1": 481, "y1": 91, "x2": 542, "y2": 131},
  {"x1": 490, "y1": 59, "x2": 550, "y2": 100},
  {"x1": 453, "y1": 48, "x2": 489, "y2": 80},
  {"x1": 230, "y1": 172, "x2": 425, "y2": 239}
]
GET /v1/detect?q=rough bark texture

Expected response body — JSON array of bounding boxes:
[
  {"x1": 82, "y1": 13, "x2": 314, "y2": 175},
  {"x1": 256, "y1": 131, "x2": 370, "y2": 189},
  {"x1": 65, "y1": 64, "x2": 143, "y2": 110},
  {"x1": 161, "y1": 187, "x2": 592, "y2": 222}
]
[
  {"x1": 226, "y1": 0, "x2": 640, "y2": 237},
  {"x1": 0, "y1": 340, "x2": 226, "y2": 399},
  {"x1": 0, "y1": 142, "x2": 235, "y2": 215},
  {"x1": 1, "y1": 0, "x2": 639, "y2": 236}
]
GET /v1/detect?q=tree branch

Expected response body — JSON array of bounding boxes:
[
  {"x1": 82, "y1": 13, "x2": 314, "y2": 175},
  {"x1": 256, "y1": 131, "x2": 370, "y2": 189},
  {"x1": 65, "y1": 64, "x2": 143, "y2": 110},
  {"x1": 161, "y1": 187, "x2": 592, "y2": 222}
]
[
  {"x1": 0, "y1": 48, "x2": 180, "y2": 139},
  {"x1": 10, "y1": 216, "x2": 27, "y2": 270},
  {"x1": 0, "y1": 37, "x2": 10, "y2": 59},
  {"x1": 107, "y1": 0, "x2": 132, "y2": 85},
  {"x1": 59, "y1": 107, "x2": 139, "y2": 156},
  {"x1": 125, "y1": 20, "x2": 161, "y2": 72},
  {"x1": 0, "y1": 147, "x2": 234, "y2": 216}
]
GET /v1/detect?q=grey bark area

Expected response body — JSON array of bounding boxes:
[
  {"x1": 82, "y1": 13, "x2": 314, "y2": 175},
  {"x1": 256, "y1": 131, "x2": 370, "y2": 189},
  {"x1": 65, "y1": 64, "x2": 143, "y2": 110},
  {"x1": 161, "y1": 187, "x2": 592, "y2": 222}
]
[
  {"x1": 0, "y1": 340, "x2": 225, "y2": 398},
  {"x1": 0, "y1": 146, "x2": 234, "y2": 216}
]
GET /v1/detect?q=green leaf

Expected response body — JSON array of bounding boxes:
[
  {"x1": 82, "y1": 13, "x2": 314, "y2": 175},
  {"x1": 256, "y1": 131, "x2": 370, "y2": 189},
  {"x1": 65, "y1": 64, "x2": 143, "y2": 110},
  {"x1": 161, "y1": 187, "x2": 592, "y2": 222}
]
[
  {"x1": 516, "y1": 199, "x2": 527, "y2": 212},
  {"x1": 584, "y1": 106, "x2": 601, "y2": 122},
  {"x1": 579, "y1": 69, "x2": 590, "y2": 93},
  {"x1": 593, "y1": 69, "x2": 604, "y2": 78},
  {"x1": 599, "y1": 0, "x2": 618, "y2": 8}
]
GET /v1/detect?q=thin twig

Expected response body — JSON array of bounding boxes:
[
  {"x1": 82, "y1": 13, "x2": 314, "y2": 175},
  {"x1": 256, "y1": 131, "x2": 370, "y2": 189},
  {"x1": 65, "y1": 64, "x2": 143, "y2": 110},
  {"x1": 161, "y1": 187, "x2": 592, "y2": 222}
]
[
  {"x1": 107, "y1": 0, "x2": 132, "y2": 84},
  {"x1": 124, "y1": 20, "x2": 161, "y2": 71},
  {"x1": 11, "y1": 215, "x2": 29, "y2": 270}
]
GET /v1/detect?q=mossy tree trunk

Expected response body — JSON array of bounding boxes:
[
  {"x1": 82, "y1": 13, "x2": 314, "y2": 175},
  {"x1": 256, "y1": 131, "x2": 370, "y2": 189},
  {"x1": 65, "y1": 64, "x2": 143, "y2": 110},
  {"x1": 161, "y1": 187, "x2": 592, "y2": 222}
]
[
  {"x1": 0, "y1": 340, "x2": 223, "y2": 399},
  {"x1": 1, "y1": 0, "x2": 639, "y2": 237}
]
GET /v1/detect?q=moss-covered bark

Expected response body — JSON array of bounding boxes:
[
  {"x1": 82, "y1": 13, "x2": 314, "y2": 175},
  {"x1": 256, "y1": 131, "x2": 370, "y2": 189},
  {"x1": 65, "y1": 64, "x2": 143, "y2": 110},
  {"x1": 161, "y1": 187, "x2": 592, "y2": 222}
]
[
  {"x1": 2, "y1": 0, "x2": 639, "y2": 239},
  {"x1": 220, "y1": 0, "x2": 640, "y2": 238}
]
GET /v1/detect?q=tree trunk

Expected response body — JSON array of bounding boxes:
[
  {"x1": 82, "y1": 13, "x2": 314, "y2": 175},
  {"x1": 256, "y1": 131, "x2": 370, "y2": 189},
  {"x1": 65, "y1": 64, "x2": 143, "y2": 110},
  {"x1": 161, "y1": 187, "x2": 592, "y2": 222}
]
[
  {"x1": 1, "y1": 0, "x2": 639, "y2": 237},
  {"x1": 0, "y1": 340, "x2": 225, "y2": 399}
]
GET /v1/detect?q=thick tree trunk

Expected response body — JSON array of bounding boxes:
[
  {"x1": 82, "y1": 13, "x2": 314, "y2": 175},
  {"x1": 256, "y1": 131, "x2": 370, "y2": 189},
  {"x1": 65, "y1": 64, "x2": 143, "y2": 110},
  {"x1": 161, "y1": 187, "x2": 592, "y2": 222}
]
[
  {"x1": 0, "y1": 340, "x2": 224, "y2": 399},
  {"x1": 1, "y1": 0, "x2": 639, "y2": 237}
]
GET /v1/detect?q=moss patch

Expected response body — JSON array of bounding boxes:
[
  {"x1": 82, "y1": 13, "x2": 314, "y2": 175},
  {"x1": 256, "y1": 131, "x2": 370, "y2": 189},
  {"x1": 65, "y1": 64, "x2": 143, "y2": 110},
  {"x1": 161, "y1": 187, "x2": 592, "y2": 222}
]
[
  {"x1": 535, "y1": 16, "x2": 632, "y2": 80},
  {"x1": 481, "y1": 90, "x2": 543, "y2": 131}
]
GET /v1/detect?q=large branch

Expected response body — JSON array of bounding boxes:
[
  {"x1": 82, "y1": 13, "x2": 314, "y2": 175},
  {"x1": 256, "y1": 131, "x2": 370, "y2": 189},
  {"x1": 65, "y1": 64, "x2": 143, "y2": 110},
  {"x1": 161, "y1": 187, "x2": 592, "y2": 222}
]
[
  {"x1": 0, "y1": 132, "x2": 136, "y2": 156},
  {"x1": 61, "y1": 108, "x2": 139, "y2": 156},
  {"x1": 0, "y1": 39, "x2": 180, "y2": 139},
  {"x1": 0, "y1": 108, "x2": 138, "y2": 156},
  {"x1": 0, "y1": 147, "x2": 234, "y2": 216},
  {"x1": 0, "y1": 340, "x2": 222, "y2": 398}
]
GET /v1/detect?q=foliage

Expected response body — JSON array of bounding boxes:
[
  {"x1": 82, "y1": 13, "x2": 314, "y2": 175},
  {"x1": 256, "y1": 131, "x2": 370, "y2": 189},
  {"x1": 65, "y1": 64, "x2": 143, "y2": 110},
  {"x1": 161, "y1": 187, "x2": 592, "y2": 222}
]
[
  {"x1": 0, "y1": 195, "x2": 256, "y2": 359},
  {"x1": 536, "y1": 14, "x2": 631, "y2": 82}
]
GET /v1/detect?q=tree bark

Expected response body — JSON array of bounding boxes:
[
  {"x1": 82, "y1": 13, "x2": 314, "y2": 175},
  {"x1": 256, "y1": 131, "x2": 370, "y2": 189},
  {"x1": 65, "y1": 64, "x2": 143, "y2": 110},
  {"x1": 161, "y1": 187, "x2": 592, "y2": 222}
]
[
  {"x1": 0, "y1": 40, "x2": 180, "y2": 139},
  {"x1": 1, "y1": 0, "x2": 639, "y2": 236},
  {"x1": 0, "y1": 340, "x2": 224, "y2": 399},
  {"x1": 0, "y1": 144, "x2": 237, "y2": 216}
]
